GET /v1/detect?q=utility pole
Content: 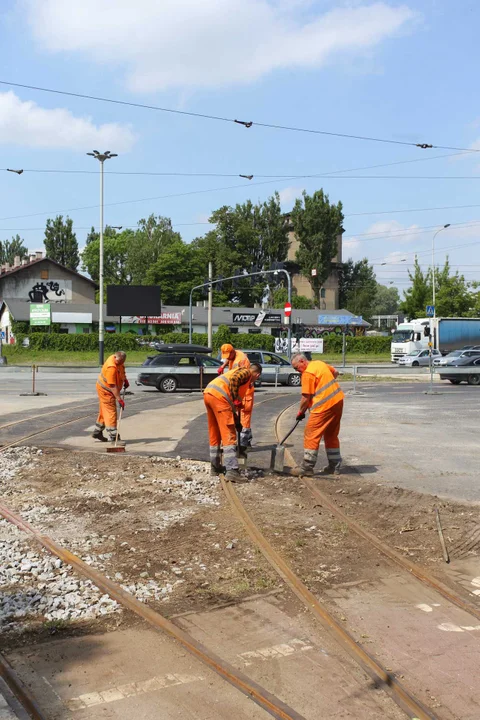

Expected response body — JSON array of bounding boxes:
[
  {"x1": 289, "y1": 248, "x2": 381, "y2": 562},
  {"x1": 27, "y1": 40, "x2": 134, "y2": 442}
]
[
  {"x1": 207, "y1": 261, "x2": 213, "y2": 349},
  {"x1": 87, "y1": 150, "x2": 118, "y2": 365},
  {"x1": 432, "y1": 223, "x2": 450, "y2": 318}
]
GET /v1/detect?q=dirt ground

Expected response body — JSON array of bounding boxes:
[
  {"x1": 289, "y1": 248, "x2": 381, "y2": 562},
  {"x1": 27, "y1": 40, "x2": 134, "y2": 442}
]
[{"x1": 2, "y1": 444, "x2": 480, "y2": 653}]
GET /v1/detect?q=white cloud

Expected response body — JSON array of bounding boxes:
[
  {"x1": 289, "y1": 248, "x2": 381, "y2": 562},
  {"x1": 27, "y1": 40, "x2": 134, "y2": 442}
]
[
  {"x1": 358, "y1": 220, "x2": 422, "y2": 244},
  {"x1": 24, "y1": 0, "x2": 415, "y2": 92},
  {"x1": 0, "y1": 91, "x2": 136, "y2": 151},
  {"x1": 278, "y1": 186, "x2": 305, "y2": 208}
]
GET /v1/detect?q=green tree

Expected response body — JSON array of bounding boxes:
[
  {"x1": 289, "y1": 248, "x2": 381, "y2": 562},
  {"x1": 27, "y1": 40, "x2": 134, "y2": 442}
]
[
  {"x1": 44, "y1": 215, "x2": 79, "y2": 270},
  {"x1": 339, "y1": 258, "x2": 377, "y2": 319},
  {"x1": 145, "y1": 239, "x2": 205, "y2": 305},
  {"x1": 0, "y1": 234, "x2": 28, "y2": 264},
  {"x1": 206, "y1": 193, "x2": 289, "y2": 304},
  {"x1": 290, "y1": 189, "x2": 344, "y2": 305},
  {"x1": 372, "y1": 283, "x2": 400, "y2": 316},
  {"x1": 81, "y1": 227, "x2": 133, "y2": 285},
  {"x1": 126, "y1": 215, "x2": 181, "y2": 284},
  {"x1": 399, "y1": 257, "x2": 431, "y2": 318},
  {"x1": 272, "y1": 286, "x2": 314, "y2": 309}
]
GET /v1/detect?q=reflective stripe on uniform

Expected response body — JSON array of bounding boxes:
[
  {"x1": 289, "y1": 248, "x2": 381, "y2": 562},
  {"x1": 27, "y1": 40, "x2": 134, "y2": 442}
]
[
  {"x1": 223, "y1": 445, "x2": 238, "y2": 470},
  {"x1": 204, "y1": 375, "x2": 234, "y2": 409},
  {"x1": 304, "y1": 448, "x2": 318, "y2": 462},
  {"x1": 311, "y1": 387, "x2": 341, "y2": 411},
  {"x1": 312, "y1": 378, "x2": 336, "y2": 399}
]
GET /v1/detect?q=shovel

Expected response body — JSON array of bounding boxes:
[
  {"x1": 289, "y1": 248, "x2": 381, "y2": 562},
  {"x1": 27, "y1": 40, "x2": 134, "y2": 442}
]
[
  {"x1": 234, "y1": 412, "x2": 246, "y2": 468},
  {"x1": 270, "y1": 419, "x2": 300, "y2": 472}
]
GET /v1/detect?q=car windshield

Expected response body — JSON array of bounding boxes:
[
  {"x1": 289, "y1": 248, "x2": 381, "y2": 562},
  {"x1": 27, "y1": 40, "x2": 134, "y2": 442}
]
[
  {"x1": 392, "y1": 330, "x2": 412, "y2": 343},
  {"x1": 406, "y1": 351, "x2": 420, "y2": 357},
  {"x1": 447, "y1": 351, "x2": 463, "y2": 357}
]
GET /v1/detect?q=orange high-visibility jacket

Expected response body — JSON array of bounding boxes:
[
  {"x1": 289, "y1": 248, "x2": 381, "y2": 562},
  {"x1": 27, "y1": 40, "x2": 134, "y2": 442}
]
[
  {"x1": 301, "y1": 360, "x2": 344, "y2": 414},
  {"x1": 228, "y1": 350, "x2": 250, "y2": 371},
  {"x1": 97, "y1": 355, "x2": 126, "y2": 394},
  {"x1": 204, "y1": 368, "x2": 250, "y2": 409}
]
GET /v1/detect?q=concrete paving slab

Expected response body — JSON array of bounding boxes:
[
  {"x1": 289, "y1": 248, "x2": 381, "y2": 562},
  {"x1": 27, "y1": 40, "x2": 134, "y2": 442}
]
[{"x1": 327, "y1": 569, "x2": 480, "y2": 719}]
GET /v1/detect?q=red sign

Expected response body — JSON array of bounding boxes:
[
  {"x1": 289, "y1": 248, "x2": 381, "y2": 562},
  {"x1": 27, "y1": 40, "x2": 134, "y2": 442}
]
[
  {"x1": 122, "y1": 313, "x2": 182, "y2": 325},
  {"x1": 284, "y1": 302, "x2": 292, "y2": 317}
]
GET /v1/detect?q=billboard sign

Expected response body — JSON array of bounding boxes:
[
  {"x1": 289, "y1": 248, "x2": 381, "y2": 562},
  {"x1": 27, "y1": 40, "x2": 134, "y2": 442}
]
[
  {"x1": 30, "y1": 304, "x2": 51, "y2": 326},
  {"x1": 232, "y1": 312, "x2": 282, "y2": 325},
  {"x1": 107, "y1": 285, "x2": 161, "y2": 316},
  {"x1": 318, "y1": 314, "x2": 363, "y2": 326},
  {"x1": 122, "y1": 312, "x2": 182, "y2": 325}
]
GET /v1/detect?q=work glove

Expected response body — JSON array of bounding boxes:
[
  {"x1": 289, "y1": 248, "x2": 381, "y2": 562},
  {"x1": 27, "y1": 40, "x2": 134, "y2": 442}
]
[
  {"x1": 217, "y1": 366, "x2": 224, "y2": 375},
  {"x1": 118, "y1": 398, "x2": 125, "y2": 411},
  {"x1": 233, "y1": 399, "x2": 243, "y2": 410},
  {"x1": 124, "y1": 379, "x2": 130, "y2": 389},
  {"x1": 296, "y1": 411, "x2": 306, "y2": 421}
]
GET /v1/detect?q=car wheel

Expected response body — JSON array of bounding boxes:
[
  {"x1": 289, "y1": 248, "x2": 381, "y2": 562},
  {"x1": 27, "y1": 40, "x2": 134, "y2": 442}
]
[
  {"x1": 467, "y1": 374, "x2": 480, "y2": 386},
  {"x1": 287, "y1": 373, "x2": 301, "y2": 386},
  {"x1": 449, "y1": 379, "x2": 461, "y2": 384},
  {"x1": 412, "y1": 361, "x2": 419, "y2": 367},
  {"x1": 157, "y1": 376, "x2": 178, "y2": 393}
]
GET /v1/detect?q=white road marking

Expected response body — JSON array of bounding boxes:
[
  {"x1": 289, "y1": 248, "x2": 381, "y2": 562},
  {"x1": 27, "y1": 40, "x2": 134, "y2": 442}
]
[
  {"x1": 238, "y1": 638, "x2": 314, "y2": 665},
  {"x1": 66, "y1": 673, "x2": 203, "y2": 711},
  {"x1": 438, "y1": 623, "x2": 480, "y2": 633},
  {"x1": 416, "y1": 603, "x2": 433, "y2": 613}
]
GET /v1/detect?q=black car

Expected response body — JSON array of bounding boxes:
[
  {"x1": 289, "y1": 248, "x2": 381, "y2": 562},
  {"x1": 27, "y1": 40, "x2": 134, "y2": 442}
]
[
  {"x1": 438, "y1": 354, "x2": 480, "y2": 385},
  {"x1": 136, "y1": 352, "x2": 223, "y2": 392}
]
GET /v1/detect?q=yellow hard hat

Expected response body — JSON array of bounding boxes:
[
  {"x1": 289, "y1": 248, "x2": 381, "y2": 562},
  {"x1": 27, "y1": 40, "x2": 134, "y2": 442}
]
[{"x1": 220, "y1": 343, "x2": 234, "y2": 359}]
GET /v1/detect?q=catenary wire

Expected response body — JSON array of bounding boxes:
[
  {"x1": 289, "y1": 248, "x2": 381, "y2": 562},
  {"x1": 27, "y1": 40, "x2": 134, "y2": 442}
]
[{"x1": 0, "y1": 79, "x2": 476, "y2": 152}]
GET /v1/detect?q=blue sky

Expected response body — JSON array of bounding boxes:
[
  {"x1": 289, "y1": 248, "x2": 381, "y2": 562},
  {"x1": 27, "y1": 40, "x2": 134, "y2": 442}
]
[{"x1": 1, "y1": 0, "x2": 480, "y2": 297}]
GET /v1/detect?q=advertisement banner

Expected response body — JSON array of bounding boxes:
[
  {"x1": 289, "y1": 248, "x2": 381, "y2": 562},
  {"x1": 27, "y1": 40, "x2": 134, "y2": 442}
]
[
  {"x1": 122, "y1": 313, "x2": 182, "y2": 325},
  {"x1": 274, "y1": 337, "x2": 323, "y2": 354},
  {"x1": 30, "y1": 304, "x2": 51, "y2": 326},
  {"x1": 232, "y1": 312, "x2": 282, "y2": 325}
]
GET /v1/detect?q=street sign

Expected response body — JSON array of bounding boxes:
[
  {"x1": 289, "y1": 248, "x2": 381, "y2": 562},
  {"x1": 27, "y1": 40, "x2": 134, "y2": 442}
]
[
  {"x1": 30, "y1": 304, "x2": 51, "y2": 326},
  {"x1": 311, "y1": 269, "x2": 317, "y2": 277},
  {"x1": 426, "y1": 305, "x2": 435, "y2": 317},
  {"x1": 284, "y1": 302, "x2": 292, "y2": 317},
  {"x1": 0, "y1": 331, "x2": 5, "y2": 340}
]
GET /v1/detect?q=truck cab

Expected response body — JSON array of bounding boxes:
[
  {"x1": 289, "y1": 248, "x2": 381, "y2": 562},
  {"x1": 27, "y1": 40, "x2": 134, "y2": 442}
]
[{"x1": 391, "y1": 318, "x2": 430, "y2": 363}]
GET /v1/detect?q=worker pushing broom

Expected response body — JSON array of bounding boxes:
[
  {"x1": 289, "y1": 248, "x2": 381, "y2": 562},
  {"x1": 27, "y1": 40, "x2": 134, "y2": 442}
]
[
  {"x1": 92, "y1": 350, "x2": 129, "y2": 444},
  {"x1": 218, "y1": 343, "x2": 255, "y2": 453}
]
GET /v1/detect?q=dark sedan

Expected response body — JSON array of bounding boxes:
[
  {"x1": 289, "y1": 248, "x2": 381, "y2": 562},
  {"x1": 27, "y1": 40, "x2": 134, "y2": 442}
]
[
  {"x1": 136, "y1": 352, "x2": 223, "y2": 392},
  {"x1": 438, "y1": 353, "x2": 480, "y2": 385}
]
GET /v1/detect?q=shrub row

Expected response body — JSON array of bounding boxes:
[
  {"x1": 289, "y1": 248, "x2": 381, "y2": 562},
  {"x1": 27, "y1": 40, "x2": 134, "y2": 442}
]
[{"x1": 323, "y1": 335, "x2": 391, "y2": 354}]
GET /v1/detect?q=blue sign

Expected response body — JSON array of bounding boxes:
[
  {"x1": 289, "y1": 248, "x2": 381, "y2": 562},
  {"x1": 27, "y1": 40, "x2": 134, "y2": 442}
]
[
  {"x1": 0, "y1": 331, "x2": 4, "y2": 340},
  {"x1": 426, "y1": 305, "x2": 435, "y2": 317},
  {"x1": 318, "y1": 314, "x2": 363, "y2": 326}
]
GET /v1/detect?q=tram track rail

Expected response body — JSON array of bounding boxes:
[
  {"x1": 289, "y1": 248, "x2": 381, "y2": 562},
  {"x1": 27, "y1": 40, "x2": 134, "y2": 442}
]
[
  {"x1": 0, "y1": 652, "x2": 47, "y2": 720},
  {"x1": 274, "y1": 401, "x2": 480, "y2": 622},
  {"x1": 0, "y1": 500, "x2": 306, "y2": 720}
]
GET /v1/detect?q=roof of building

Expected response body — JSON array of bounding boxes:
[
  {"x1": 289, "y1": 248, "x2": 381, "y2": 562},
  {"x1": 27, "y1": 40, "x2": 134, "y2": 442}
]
[
  {"x1": 1, "y1": 300, "x2": 369, "y2": 327},
  {"x1": 0, "y1": 256, "x2": 97, "y2": 287}
]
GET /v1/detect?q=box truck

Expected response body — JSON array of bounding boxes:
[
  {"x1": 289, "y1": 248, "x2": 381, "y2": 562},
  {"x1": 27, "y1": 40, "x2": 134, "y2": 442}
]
[{"x1": 391, "y1": 317, "x2": 480, "y2": 362}]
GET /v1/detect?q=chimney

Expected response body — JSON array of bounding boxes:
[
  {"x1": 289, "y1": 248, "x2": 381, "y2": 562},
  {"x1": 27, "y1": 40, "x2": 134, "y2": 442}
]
[
  {"x1": 36, "y1": 251, "x2": 43, "y2": 260},
  {"x1": 0, "y1": 265, "x2": 5, "y2": 274},
  {"x1": 4, "y1": 262, "x2": 10, "y2": 272},
  {"x1": 22, "y1": 258, "x2": 28, "y2": 266},
  {"x1": 14, "y1": 255, "x2": 21, "y2": 268},
  {"x1": 29, "y1": 254, "x2": 36, "y2": 263}
]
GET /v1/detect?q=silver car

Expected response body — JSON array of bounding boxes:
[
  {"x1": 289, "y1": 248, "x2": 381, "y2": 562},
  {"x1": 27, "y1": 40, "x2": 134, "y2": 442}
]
[
  {"x1": 241, "y1": 350, "x2": 301, "y2": 386},
  {"x1": 398, "y1": 349, "x2": 441, "y2": 367}
]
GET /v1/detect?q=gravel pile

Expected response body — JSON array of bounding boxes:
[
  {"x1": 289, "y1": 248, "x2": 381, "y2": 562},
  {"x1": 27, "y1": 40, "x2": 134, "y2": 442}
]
[
  {"x1": 0, "y1": 446, "x2": 40, "y2": 488},
  {"x1": 0, "y1": 533, "x2": 120, "y2": 629},
  {"x1": 150, "y1": 456, "x2": 220, "y2": 505}
]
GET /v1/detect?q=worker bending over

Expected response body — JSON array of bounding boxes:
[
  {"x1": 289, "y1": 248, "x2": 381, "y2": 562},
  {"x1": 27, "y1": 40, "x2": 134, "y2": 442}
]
[
  {"x1": 204, "y1": 363, "x2": 262, "y2": 482},
  {"x1": 218, "y1": 343, "x2": 255, "y2": 450},
  {"x1": 93, "y1": 351, "x2": 129, "y2": 442},
  {"x1": 290, "y1": 353, "x2": 344, "y2": 476}
]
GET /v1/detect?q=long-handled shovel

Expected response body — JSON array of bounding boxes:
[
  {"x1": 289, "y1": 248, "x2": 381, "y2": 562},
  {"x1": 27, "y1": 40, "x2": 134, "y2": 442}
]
[
  {"x1": 270, "y1": 419, "x2": 301, "y2": 472},
  {"x1": 234, "y1": 411, "x2": 246, "y2": 468}
]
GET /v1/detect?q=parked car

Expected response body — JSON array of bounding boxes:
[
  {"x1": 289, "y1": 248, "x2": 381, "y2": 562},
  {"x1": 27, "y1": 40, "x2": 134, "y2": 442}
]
[
  {"x1": 434, "y1": 349, "x2": 480, "y2": 367},
  {"x1": 398, "y1": 349, "x2": 441, "y2": 367},
  {"x1": 438, "y1": 354, "x2": 480, "y2": 385},
  {"x1": 234, "y1": 350, "x2": 301, "y2": 386},
  {"x1": 136, "y1": 351, "x2": 222, "y2": 392}
]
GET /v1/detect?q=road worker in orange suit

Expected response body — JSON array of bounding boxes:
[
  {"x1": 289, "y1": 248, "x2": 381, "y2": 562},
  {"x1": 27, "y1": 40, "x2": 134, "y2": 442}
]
[
  {"x1": 218, "y1": 343, "x2": 255, "y2": 451},
  {"x1": 204, "y1": 363, "x2": 262, "y2": 483},
  {"x1": 290, "y1": 353, "x2": 344, "y2": 477},
  {"x1": 92, "y1": 351, "x2": 129, "y2": 442}
]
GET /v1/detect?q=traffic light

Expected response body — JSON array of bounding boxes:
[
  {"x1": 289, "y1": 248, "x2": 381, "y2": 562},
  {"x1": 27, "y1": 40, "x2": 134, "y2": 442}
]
[{"x1": 423, "y1": 325, "x2": 430, "y2": 337}]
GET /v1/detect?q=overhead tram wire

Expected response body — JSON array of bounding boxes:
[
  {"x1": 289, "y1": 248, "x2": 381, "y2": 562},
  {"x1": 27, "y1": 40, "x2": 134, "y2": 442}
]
[{"x1": 0, "y1": 79, "x2": 477, "y2": 153}]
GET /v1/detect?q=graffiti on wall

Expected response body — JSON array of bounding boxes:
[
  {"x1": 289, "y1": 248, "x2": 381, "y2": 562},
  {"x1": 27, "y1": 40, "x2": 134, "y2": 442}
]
[{"x1": 27, "y1": 281, "x2": 69, "y2": 303}]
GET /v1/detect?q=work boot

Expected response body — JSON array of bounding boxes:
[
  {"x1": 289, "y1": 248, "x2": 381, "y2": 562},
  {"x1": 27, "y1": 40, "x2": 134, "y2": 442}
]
[
  {"x1": 225, "y1": 469, "x2": 248, "y2": 483},
  {"x1": 92, "y1": 430, "x2": 108, "y2": 442},
  {"x1": 290, "y1": 464, "x2": 315, "y2": 477},
  {"x1": 210, "y1": 463, "x2": 226, "y2": 477},
  {"x1": 322, "y1": 462, "x2": 341, "y2": 477}
]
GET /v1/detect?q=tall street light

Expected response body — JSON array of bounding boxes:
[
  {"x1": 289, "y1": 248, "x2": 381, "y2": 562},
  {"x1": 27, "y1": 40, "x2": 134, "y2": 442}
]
[
  {"x1": 432, "y1": 223, "x2": 450, "y2": 318},
  {"x1": 87, "y1": 150, "x2": 118, "y2": 365}
]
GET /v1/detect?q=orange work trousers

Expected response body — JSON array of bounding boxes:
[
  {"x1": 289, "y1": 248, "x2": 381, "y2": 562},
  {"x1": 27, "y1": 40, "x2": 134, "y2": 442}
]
[
  {"x1": 95, "y1": 383, "x2": 118, "y2": 433},
  {"x1": 240, "y1": 385, "x2": 254, "y2": 429},
  {"x1": 204, "y1": 392, "x2": 238, "y2": 470},
  {"x1": 304, "y1": 400, "x2": 343, "y2": 451}
]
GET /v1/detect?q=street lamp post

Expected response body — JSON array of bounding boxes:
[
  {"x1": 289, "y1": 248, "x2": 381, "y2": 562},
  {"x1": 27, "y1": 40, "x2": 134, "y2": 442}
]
[
  {"x1": 432, "y1": 224, "x2": 450, "y2": 318},
  {"x1": 87, "y1": 151, "x2": 118, "y2": 365}
]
